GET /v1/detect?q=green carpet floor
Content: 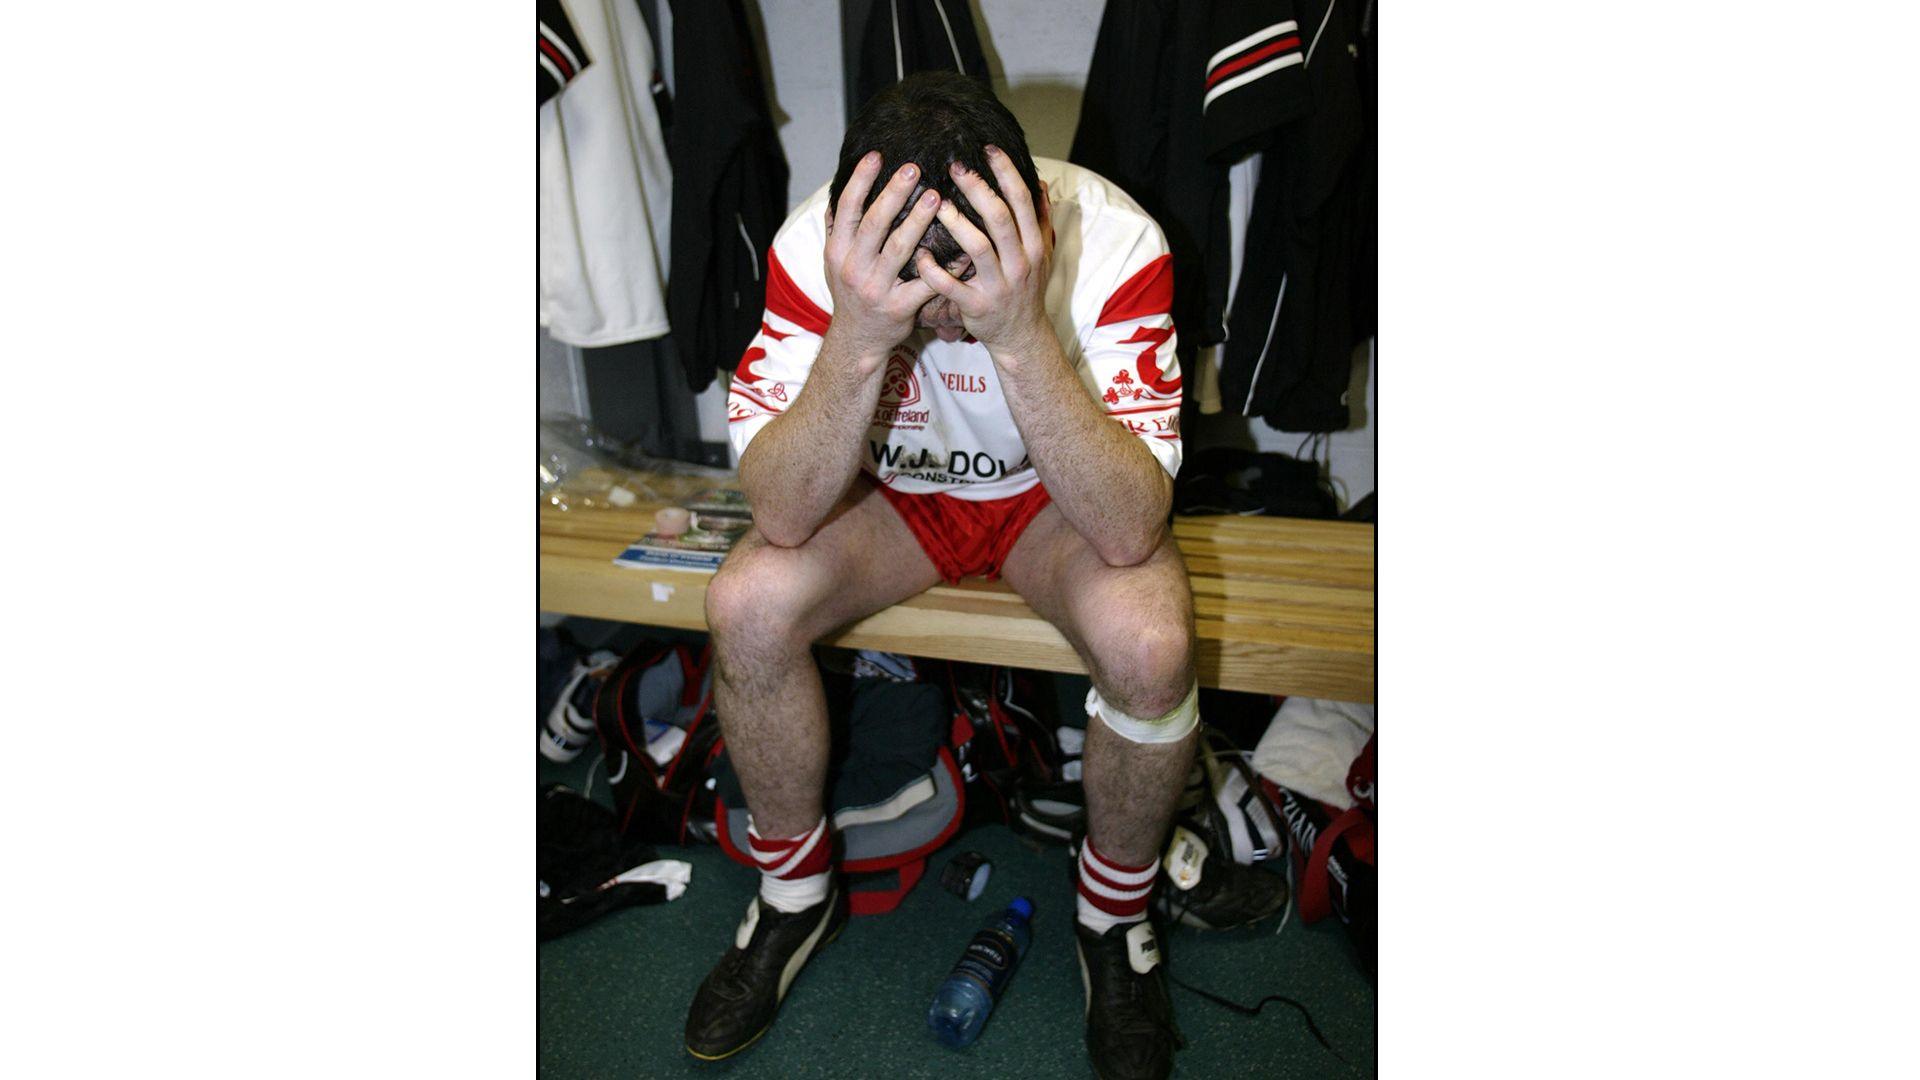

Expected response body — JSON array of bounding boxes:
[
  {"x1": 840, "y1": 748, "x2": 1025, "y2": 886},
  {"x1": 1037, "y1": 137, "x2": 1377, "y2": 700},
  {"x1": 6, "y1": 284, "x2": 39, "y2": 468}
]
[{"x1": 537, "y1": 752, "x2": 1374, "y2": 1078}]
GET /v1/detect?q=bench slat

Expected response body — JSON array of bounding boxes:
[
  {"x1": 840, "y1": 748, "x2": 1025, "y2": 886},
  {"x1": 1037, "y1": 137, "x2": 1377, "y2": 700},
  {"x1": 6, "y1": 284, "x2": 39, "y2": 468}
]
[
  {"x1": 540, "y1": 553, "x2": 1372, "y2": 701},
  {"x1": 539, "y1": 501, "x2": 1373, "y2": 702},
  {"x1": 541, "y1": 518, "x2": 1375, "y2": 590},
  {"x1": 540, "y1": 535, "x2": 1372, "y2": 631}
]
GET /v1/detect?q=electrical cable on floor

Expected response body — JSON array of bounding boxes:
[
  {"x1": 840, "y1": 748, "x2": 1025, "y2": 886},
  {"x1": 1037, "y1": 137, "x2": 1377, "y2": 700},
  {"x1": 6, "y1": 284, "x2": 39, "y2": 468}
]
[{"x1": 1164, "y1": 968, "x2": 1350, "y2": 1069}]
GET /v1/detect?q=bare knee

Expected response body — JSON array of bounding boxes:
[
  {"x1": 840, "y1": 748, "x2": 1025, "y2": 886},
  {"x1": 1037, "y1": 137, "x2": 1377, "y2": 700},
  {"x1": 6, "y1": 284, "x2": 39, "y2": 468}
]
[
  {"x1": 1090, "y1": 610, "x2": 1194, "y2": 716},
  {"x1": 706, "y1": 545, "x2": 814, "y2": 666},
  {"x1": 1122, "y1": 619, "x2": 1196, "y2": 713}
]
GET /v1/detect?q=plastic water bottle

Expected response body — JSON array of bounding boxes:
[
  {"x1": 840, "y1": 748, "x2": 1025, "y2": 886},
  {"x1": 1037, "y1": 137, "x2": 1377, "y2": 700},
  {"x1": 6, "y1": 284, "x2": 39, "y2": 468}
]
[{"x1": 926, "y1": 897, "x2": 1035, "y2": 1048}]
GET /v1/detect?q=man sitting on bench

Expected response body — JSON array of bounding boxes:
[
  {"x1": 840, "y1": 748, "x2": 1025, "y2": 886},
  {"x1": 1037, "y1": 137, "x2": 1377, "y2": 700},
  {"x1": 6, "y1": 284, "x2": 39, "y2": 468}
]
[{"x1": 688, "y1": 71, "x2": 1197, "y2": 1080}]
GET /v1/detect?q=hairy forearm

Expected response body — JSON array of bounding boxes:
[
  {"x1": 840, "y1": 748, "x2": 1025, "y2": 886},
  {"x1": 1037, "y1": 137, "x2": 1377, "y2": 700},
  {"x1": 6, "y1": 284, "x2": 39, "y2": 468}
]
[
  {"x1": 739, "y1": 334, "x2": 888, "y2": 546},
  {"x1": 993, "y1": 331, "x2": 1172, "y2": 565}
]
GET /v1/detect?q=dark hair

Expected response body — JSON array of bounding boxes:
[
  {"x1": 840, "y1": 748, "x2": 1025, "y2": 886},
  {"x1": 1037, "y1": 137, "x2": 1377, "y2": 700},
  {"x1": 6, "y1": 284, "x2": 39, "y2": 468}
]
[{"x1": 828, "y1": 71, "x2": 1041, "y2": 280}]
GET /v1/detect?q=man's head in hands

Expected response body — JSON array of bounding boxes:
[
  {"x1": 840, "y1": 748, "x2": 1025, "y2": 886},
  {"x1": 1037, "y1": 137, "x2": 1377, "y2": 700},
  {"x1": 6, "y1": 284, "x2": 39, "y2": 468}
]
[{"x1": 826, "y1": 72, "x2": 1044, "y2": 343}]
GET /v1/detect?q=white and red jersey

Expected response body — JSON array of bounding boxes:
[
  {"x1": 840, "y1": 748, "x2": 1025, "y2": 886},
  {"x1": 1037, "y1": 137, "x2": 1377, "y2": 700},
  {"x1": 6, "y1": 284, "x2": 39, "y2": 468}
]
[{"x1": 726, "y1": 157, "x2": 1181, "y2": 502}]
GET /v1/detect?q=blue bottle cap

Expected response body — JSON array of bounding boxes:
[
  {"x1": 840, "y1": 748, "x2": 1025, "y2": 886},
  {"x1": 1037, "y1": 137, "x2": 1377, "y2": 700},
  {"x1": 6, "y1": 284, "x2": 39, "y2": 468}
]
[{"x1": 1009, "y1": 896, "x2": 1035, "y2": 920}]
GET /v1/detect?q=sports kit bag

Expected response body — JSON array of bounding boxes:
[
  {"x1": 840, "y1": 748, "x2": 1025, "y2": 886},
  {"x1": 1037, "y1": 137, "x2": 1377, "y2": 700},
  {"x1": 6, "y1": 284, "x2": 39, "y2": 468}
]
[
  {"x1": 1265, "y1": 733, "x2": 1376, "y2": 977},
  {"x1": 594, "y1": 641, "x2": 724, "y2": 845},
  {"x1": 595, "y1": 642, "x2": 1066, "y2": 916},
  {"x1": 713, "y1": 664, "x2": 966, "y2": 915},
  {"x1": 942, "y1": 661, "x2": 1063, "y2": 830},
  {"x1": 712, "y1": 657, "x2": 1063, "y2": 914}
]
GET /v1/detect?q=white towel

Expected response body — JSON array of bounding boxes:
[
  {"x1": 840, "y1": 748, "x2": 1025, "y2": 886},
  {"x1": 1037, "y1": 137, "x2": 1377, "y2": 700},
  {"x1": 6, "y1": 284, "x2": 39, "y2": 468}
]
[
  {"x1": 1251, "y1": 697, "x2": 1375, "y2": 810},
  {"x1": 608, "y1": 859, "x2": 692, "y2": 901}
]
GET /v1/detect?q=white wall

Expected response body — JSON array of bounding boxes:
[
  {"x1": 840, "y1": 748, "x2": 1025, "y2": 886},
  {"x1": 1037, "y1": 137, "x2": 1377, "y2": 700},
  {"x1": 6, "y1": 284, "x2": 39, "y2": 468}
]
[
  {"x1": 743, "y1": 0, "x2": 1106, "y2": 197},
  {"x1": 745, "y1": 0, "x2": 846, "y2": 208},
  {"x1": 968, "y1": 0, "x2": 1106, "y2": 161}
]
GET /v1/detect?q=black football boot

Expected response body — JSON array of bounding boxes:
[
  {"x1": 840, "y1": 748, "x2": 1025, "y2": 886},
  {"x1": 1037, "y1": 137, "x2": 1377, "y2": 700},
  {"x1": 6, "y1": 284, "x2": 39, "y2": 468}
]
[
  {"x1": 1074, "y1": 917, "x2": 1185, "y2": 1080},
  {"x1": 1151, "y1": 823, "x2": 1290, "y2": 931},
  {"x1": 683, "y1": 882, "x2": 848, "y2": 1061}
]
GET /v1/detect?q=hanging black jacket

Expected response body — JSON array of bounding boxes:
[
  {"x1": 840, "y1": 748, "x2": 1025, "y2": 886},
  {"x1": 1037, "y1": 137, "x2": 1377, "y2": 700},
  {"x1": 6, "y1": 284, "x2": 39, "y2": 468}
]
[
  {"x1": 850, "y1": 0, "x2": 992, "y2": 117},
  {"x1": 1218, "y1": 0, "x2": 1369, "y2": 432},
  {"x1": 1075, "y1": 0, "x2": 1369, "y2": 433},
  {"x1": 665, "y1": 0, "x2": 790, "y2": 394},
  {"x1": 1351, "y1": 0, "x2": 1376, "y2": 346},
  {"x1": 1072, "y1": 0, "x2": 1311, "y2": 360}
]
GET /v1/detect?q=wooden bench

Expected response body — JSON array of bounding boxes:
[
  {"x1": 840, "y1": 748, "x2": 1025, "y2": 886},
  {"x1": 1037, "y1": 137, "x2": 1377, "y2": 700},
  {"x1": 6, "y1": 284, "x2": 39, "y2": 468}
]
[{"x1": 539, "y1": 493, "x2": 1373, "y2": 702}]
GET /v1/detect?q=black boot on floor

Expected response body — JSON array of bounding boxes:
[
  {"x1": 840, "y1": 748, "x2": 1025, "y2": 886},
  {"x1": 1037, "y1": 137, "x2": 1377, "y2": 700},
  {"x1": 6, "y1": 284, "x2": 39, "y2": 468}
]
[
  {"x1": 1074, "y1": 918, "x2": 1184, "y2": 1080},
  {"x1": 1151, "y1": 843, "x2": 1290, "y2": 931},
  {"x1": 684, "y1": 882, "x2": 848, "y2": 1061}
]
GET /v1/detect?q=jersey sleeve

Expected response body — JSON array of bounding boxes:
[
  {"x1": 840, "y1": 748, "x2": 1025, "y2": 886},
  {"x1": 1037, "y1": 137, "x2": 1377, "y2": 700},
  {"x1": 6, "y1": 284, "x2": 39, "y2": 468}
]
[
  {"x1": 726, "y1": 237, "x2": 834, "y2": 462},
  {"x1": 1203, "y1": 0, "x2": 1310, "y2": 160},
  {"x1": 537, "y1": 0, "x2": 591, "y2": 106},
  {"x1": 1081, "y1": 228, "x2": 1183, "y2": 479}
]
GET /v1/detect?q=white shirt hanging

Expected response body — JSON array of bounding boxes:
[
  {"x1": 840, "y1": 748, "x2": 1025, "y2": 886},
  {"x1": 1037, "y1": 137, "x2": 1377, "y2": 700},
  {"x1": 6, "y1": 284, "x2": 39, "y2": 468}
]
[{"x1": 538, "y1": 0, "x2": 673, "y2": 347}]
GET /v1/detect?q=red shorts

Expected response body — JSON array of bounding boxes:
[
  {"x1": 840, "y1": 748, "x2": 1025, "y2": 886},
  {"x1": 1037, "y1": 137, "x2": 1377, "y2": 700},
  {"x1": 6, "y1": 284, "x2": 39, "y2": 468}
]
[{"x1": 876, "y1": 482, "x2": 1053, "y2": 584}]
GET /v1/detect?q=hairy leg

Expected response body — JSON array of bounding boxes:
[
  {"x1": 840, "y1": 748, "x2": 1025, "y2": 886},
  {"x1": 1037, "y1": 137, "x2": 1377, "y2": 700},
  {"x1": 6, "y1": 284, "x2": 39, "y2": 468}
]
[
  {"x1": 1077, "y1": 696, "x2": 1199, "y2": 866},
  {"x1": 998, "y1": 499, "x2": 1190, "y2": 860},
  {"x1": 1001, "y1": 505, "x2": 1199, "y2": 867},
  {"x1": 704, "y1": 479, "x2": 940, "y2": 839}
]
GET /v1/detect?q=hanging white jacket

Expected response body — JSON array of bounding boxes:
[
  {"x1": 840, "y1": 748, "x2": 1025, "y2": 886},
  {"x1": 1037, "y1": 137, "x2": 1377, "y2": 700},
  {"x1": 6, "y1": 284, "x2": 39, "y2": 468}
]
[{"x1": 538, "y1": 0, "x2": 673, "y2": 347}]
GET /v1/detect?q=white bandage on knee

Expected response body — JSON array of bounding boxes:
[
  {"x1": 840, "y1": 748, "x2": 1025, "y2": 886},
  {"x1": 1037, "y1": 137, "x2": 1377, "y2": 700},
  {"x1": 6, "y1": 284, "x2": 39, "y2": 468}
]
[{"x1": 1086, "y1": 682, "x2": 1200, "y2": 744}]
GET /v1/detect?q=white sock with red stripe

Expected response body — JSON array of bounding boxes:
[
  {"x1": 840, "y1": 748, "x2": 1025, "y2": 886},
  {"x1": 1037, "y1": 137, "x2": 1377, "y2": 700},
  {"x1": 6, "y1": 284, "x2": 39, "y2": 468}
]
[
  {"x1": 746, "y1": 816, "x2": 832, "y2": 914},
  {"x1": 1076, "y1": 836, "x2": 1159, "y2": 935}
]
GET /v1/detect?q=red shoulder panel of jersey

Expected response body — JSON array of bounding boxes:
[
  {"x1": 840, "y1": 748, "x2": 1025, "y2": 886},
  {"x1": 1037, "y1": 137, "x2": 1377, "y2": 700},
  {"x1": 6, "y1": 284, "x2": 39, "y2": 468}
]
[
  {"x1": 1096, "y1": 254, "x2": 1174, "y2": 328},
  {"x1": 765, "y1": 248, "x2": 831, "y2": 338}
]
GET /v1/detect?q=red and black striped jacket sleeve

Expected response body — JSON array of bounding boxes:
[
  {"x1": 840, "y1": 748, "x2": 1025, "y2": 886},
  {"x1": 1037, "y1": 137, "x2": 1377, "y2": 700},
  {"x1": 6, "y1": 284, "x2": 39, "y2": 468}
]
[
  {"x1": 1202, "y1": 0, "x2": 1311, "y2": 158},
  {"x1": 538, "y1": 0, "x2": 592, "y2": 106}
]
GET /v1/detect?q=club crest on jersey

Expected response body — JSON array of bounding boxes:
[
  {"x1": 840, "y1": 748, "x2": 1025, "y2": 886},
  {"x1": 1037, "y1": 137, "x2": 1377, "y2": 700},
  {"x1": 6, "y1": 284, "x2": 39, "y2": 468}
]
[
  {"x1": 879, "y1": 352, "x2": 922, "y2": 407},
  {"x1": 874, "y1": 350, "x2": 930, "y2": 429}
]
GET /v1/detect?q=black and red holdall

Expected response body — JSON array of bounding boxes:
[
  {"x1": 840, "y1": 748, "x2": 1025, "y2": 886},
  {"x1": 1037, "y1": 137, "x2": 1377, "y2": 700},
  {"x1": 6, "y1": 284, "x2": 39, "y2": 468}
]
[
  {"x1": 1265, "y1": 735, "x2": 1376, "y2": 979},
  {"x1": 710, "y1": 661, "x2": 1059, "y2": 914},
  {"x1": 941, "y1": 662, "x2": 1063, "y2": 830},
  {"x1": 711, "y1": 671, "x2": 966, "y2": 916},
  {"x1": 593, "y1": 640, "x2": 724, "y2": 846}
]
